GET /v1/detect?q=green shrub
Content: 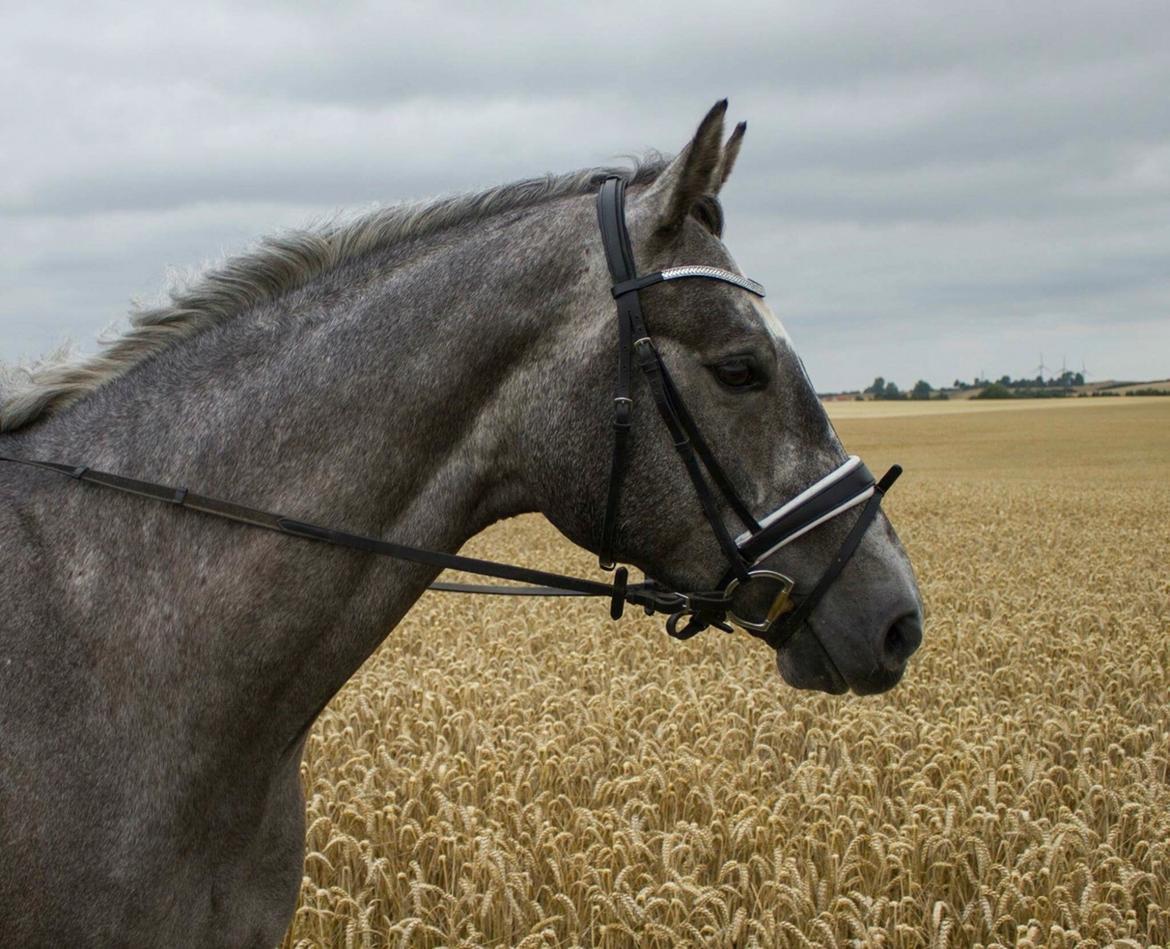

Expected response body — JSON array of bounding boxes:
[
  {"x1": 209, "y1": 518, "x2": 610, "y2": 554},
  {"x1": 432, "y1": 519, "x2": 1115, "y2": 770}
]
[{"x1": 976, "y1": 382, "x2": 1013, "y2": 399}]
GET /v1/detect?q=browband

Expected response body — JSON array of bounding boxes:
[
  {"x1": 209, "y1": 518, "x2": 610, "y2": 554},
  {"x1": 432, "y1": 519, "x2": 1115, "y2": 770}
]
[{"x1": 612, "y1": 267, "x2": 766, "y2": 299}]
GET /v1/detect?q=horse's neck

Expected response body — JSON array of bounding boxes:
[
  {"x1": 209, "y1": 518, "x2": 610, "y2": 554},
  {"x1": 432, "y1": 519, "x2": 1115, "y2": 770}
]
[{"x1": 17, "y1": 213, "x2": 574, "y2": 765}]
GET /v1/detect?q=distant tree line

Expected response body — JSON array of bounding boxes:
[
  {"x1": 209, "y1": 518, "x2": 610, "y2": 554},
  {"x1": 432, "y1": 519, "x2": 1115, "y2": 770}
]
[
  {"x1": 969, "y1": 370, "x2": 1087, "y2": 399},
  {"x1": 862, "y1": 377, "x2": 947, "y2": 401},
  {"x1": 855, "y1": 372, "x2": 1167, "y2": 401},
  {"x1": 974, "y1": 382, "x2": 1074, "y2": 399},
  {"x1": 859, "y1": 369, "x2": 1092, "y2": 402},
  {"x1": 954, "y1": 370, "x2": 1085, "y2": 391}
]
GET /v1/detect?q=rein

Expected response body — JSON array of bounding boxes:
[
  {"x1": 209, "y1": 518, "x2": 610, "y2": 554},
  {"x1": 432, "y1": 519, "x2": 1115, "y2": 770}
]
[
  {"x1": 0, "y1": 176, "x2": 901, "y2": 653},
  {"x1": 0, "y1": 453, "x2": 690, "y2": 620}
]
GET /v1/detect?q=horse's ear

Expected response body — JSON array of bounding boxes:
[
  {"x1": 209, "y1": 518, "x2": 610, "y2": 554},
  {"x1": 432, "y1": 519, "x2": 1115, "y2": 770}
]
[
  {"x1": 638, "y1": 100, "x2": 729, "y2": 238},
  {"x1": 715, "y1": 121, "x2": 747, "y2": 190}
]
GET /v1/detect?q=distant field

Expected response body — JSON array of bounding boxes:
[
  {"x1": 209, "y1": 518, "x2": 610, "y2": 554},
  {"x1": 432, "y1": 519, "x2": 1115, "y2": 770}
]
[
  {"x1": 828, "y1": 399, "x2": 1169, "y2": 487},
  {"x1": 284, "y1": 399, "x2": 1170, "y2": 948},
  {"x1": 1098, "y1": 379, "x2": 1170, "y2": 395},
  {"x1": 825, "y1": 396, "x2": 1163, "y2": 419}
]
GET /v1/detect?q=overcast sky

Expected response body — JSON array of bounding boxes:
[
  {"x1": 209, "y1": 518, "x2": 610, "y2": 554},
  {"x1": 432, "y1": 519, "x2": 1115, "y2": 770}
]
[{"x1": 2, "y1": 0, "x2": 1167, "y2": 392}]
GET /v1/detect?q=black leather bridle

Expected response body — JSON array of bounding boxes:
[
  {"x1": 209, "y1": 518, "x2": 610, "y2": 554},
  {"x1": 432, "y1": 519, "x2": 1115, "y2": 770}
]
[
  {"x1": 0, "y1": 175, "x2": 901, "y2": 654},
  {"x1": 591, "y1": 176, "x2": 901, "y2": 647}
]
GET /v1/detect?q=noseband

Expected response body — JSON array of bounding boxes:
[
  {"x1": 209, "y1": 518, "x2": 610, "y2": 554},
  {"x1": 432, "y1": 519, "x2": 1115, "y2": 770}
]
[{"x1": 0, "y1": 175, "x2": 901, "y2": 656}]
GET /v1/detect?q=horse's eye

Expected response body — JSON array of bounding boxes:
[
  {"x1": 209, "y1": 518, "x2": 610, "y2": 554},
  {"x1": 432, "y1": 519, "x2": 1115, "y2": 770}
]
[{"x1": 712, "y1": 358, "x2": 758, "y2": 390}]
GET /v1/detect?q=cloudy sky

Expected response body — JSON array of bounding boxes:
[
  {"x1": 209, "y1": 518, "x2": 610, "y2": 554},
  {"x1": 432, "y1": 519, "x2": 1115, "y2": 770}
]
[{"x1": 2, "y1": 0, "x2": 1167, "y2": 392}]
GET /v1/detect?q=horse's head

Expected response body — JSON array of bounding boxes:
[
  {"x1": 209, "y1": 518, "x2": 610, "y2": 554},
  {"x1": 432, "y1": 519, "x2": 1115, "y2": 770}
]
[{"x1": 528, "y1": 101, "x2": 922, "y2": 695}]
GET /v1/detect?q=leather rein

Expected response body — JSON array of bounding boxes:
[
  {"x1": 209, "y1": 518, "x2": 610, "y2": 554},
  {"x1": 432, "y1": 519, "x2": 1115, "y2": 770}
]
[{"x1": 0, "y1": 176, "x2": 901, "y2": 652}]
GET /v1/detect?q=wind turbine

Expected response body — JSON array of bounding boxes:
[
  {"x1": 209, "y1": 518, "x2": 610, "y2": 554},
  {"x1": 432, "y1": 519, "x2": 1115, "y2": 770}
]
[{"x1": 1035, "y1": 353, "x2": 1049, "y2": 382}]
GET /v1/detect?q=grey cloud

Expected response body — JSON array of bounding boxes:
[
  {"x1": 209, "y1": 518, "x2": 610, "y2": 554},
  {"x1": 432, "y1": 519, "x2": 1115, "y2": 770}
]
[{"x1": 1, "y1": 0, "x2": 1167, "y2": 392}]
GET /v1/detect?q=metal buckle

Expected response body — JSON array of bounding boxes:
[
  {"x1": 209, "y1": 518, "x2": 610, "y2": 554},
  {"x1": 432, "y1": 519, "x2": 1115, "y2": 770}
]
[{"x1": 724, "y1": 569, "x2": 796, "y2": 633}]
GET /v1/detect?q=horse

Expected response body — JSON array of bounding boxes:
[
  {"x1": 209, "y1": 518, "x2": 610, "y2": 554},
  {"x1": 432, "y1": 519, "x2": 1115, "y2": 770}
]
[{"x1": 0, "y1": 101, "x2": 922, "y2": 946}]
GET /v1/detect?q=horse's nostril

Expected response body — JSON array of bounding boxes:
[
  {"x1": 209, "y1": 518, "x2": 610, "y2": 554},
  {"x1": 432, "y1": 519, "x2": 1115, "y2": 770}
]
[{"x1": 881, "y1": 611, "x2": 923, "y2": 670}]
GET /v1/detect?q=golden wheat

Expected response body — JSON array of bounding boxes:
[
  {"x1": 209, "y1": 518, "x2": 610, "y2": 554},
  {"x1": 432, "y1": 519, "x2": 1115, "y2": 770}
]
[{"x1": 282, "y1": 399, "x2": 1170, "y2": 948}]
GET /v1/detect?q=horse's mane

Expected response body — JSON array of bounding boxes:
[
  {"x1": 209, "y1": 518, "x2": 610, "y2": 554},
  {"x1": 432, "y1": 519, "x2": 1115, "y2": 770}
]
[{"x1": 0, "y1": 155, "x2": 668, "y2": 433}]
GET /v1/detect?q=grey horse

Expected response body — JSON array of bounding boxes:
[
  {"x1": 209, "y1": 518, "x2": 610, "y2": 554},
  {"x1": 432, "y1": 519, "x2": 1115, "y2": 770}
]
[{"x1": 0, "y1": 102, "x2": 922, "y2": 946}]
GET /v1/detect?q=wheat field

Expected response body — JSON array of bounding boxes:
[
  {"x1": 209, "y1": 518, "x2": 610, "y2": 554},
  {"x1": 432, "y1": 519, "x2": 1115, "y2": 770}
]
[{"x1": 282, "y1": 399, "x2": 1170, "y2": 948}]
